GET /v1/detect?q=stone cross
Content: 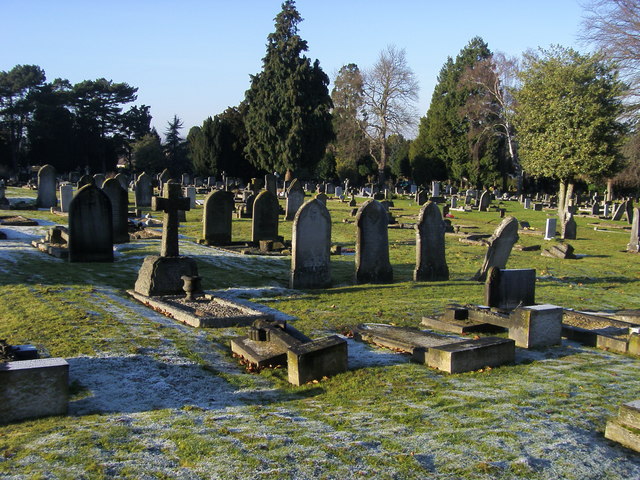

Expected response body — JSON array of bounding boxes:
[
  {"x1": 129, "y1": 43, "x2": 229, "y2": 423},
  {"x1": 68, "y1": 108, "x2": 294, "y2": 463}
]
[{"x1": 152, "y1": 181, "x2": 190, "y2": 257}]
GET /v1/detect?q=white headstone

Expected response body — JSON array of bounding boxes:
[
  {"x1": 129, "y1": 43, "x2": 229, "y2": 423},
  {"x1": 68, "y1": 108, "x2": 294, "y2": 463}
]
[
  {"x1": 59, "y1": 185, "x2": 74, "y2": 213},
  {"x1": 544, "y1": 218, "x2": 557, "y2": 240}
]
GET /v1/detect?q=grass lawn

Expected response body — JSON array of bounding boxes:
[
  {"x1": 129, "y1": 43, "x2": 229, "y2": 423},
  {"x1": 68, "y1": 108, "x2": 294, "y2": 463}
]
[{"x1": 0, "y1": 186, "x2": 638, "y2": 480}]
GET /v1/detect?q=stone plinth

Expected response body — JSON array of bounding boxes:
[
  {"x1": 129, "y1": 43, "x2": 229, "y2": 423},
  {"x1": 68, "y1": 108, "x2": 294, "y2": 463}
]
[
  {"x1": 287, "y1": 336, "x2": 348, "y2": 386},
  {"x1": 423, "y1": 337, "x2": 515, "y2": 374}
]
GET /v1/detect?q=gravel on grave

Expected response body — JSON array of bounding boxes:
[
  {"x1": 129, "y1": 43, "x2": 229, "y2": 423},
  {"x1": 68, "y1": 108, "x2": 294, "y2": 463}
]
[{"x1": 162, "y1": 296, "x2": 248, "y2": 317}]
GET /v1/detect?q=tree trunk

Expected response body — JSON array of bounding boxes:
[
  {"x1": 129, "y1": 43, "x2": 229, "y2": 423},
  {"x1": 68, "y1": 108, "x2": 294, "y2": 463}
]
[
  {"x1": 557, "y1": 180, "x2": 567, "y2": 224},
  {"x1": 565, "y1": 181, "x2": 575, "y2": 218},
  {"x1": 377, "y1": 140, "x2": 387, "y2": 186}
]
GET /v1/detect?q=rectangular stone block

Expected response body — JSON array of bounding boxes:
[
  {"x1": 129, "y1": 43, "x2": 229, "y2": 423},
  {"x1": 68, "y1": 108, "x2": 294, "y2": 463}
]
[
  {"x1": 485, "y1": 268, "x2": 536, "y2": 310},
  {"x1": 605, "y1": 419, "x2": 640, "y2": 453},
  {"x1": 619, "y1": 400, "x2": 640, "y2": 430},
  {"x1": 509, "y1": 304, "x2": 563, "y2": 348},
  {"x1": 596, "y1": 334, "x2": 629, "y2": 354},
  {"x1": 423, "y1": 337, "x2": 515, "y2": 374},
  {"x1": 0, "y1": 358, "x2": 68, "y2": 425},
  {"x1": 629, "y1": 334, "x2": 639, "y2": 356},
  {"x1": 230, "y1": 337, "x2": 288, "y2": 368},
  {"x1": 287, "y1": 336, "x2": 348, "y2": 386}
]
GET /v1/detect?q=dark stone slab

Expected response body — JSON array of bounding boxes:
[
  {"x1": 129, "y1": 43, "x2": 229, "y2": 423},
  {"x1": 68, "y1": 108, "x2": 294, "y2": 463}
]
[
  {"x1": 287, "y1": 336, "x2": 348, "y2": 386},
  {"x1": 422, "y1": 337, "x2": 515, "y2": 374}
]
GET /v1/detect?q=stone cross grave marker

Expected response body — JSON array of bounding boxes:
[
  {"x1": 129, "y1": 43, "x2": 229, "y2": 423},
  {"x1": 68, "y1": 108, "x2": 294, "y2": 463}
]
[
  {"x1": 102, "y1": 178, "x2": 130, "y2": 244},
  {"x1": 153, "y1": 181, "x2": 191, "y2": 257},
  {"x1": 290, "y1": 199, "x2": 331, "y2": 289},
  {"x1": 68, "y1": 184, "x2": 113, "y2": 262},
  {"x1": 355, "y1": 199, "x2": 393, "y2": 284},
  {"x1": 473, "y1": 216, "x2": 519, "y2": 281},
  {"x1": 36, "y1": 164, "x2": 57, "y2": 208},
  {"x1": 202, "y1": 190, "x2": 234, "y2": 245},
  {"x1": 414, "y1": 201, "x2": 449, "y2": 281}
]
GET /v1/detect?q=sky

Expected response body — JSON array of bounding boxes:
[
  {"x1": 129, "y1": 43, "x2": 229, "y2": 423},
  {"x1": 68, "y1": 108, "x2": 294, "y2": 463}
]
[{"x1": 2, "y1": 0, "x2": 588, "y2": 138}]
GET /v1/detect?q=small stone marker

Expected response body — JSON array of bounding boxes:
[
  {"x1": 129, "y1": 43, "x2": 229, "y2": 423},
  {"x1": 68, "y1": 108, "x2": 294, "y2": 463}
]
[
  {"x1": 544, "y1": 218, "x2": 557, "y2": 240},
  {"x1": 355, "y1": 199, "x2": 393, "y2": 284},
  {"x1": 561, "y1": 212, "x2": 577, "y2": 240},
  {"x1": 605, "y1": 400, "x2": 640, "y2": 453},
  {"x1": 523, "y1": 197, "x2": 531, "y2": 209},
  {"x1": 68, "y1": 184, "x2": 114, "y2": 262},
  {"x1": 473, "y1": 216, "x2": 519, "y2": 281},
  {"x1": 201, "y1": 190, "x2": 234, "y2": 245},
  {"x1": 628, "y1": 207, "x2": 640, "y2": 252},
  {"x1": 414, "y1": 201, "x2": 449, "y2": 281},
  {"x1": 290, "y1": 199, "x2": 331, "y2": 289},
  {"x1": 102, "y1": 178, "x2": 130, "y2": 244},
  {"x1": 485, "y1": 267, "x2": 536, "y2": 310},
  {"x1": 252, "y1": 190, "x2": 280, "y2": 244},
  {"x1": 285, "y1": 179, "x2": 305, "y2": 221},
  {"x1": 36, "y1": 164, "x2": 57, "y2": 208},
  {"x1": 135, "y1": 172, "x2": 153, "y2": 207},
  {"x1": 59, "y1": 184, "x2": 73, "y2": 213},
  {"x1": 134, "y1": 181, "x2": 198, "y2": 296}
]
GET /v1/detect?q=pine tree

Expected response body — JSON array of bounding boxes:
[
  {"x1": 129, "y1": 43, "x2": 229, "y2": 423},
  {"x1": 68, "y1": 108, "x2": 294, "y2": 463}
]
[{"x1": 244, "y1": 0, "x2": 333, "y2": 176}]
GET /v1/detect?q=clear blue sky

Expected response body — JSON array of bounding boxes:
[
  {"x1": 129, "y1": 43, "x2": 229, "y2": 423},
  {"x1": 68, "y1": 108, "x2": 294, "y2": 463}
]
[{"x1": 2, "y1": 0, "x2": 586, "y2": 138}]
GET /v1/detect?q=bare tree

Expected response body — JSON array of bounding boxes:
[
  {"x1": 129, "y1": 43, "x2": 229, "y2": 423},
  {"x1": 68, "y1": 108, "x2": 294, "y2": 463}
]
[
  {"x1": 458, "y1": 53, "x2": 523, "y2": 192},
  {"x1": 361, "y1": 45, "x2": 419, "y2": 184},
  {"x1": 581, "y1": 0, "x2": 640, "y2": 115}
]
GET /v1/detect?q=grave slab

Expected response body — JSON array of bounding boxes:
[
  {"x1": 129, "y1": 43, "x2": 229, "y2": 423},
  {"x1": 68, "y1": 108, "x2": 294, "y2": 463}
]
[{"x1": 423, "y1": 337, "x2": 515, "y2": 374}]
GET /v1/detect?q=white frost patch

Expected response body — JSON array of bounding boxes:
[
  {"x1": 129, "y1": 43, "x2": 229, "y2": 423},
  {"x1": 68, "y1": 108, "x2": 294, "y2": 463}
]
[
  {"x1": 0, "y1": 224, "x2": 51, "y2": 240},
  {"x1": 67, "y1": 354, "x2": 244, "y2": 415},
  {"x1": 343, "y1": 336, "x2": 407, "y2": 369}
]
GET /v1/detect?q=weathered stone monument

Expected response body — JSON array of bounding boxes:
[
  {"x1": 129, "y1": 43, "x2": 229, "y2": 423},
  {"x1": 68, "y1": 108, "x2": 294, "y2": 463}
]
[
  {"x1": 36, "y1": 164, "x2": 57, "y2": 208},
  {"x1": 290, "y1": 199, "x2": 331, "y2": 289},
  {"x1": 478, "y1": 190, "x2": 490, "y2": 212},
  {"x1": 68, "y1": 184, "x2": 114, "y2": 262},
  {"x1": 561, "y1": 212, "x2": 577, "y2": 240},
  {"x1": 77, "y1": 175, "x2": 93, "y2": 189},
  {"x1": 628, "y1": 207, "x2": 639, "y2": 253},
  {"x1": 314, "y1": 192, "x2": 328, "y2": 206},
  {"x1": 135, "y1": 172, "x2": 153, "y2": 208},
  {"x1": 285, "y1": 179, "x2": 305, "y2": 221},
  {"x1": 473, "y1": 216, "x2": 519, "y2": 281},
  {"x1": 159, "y1": 169, "x2": 172, "y2": 194},
  {"x1": 605, "y1": 400, "x2": 640, "y2": 453},
  {"x1": 414, "y1": 201, "x2": 449, "y2": 281},
  {"x1": 544, "y1": 218, "x2": 557, "y2": 240},
  {"x1": 59, "y1": 184, "x2": 73, "y2": 213},
  {"x1": 134, "y1": 181, "x2": 198, "y2": 296},
  {"x1": 265, "y1": 173, "x2": 277, "y2": 195},
  {"x1": 355, "y1": 200, "x2": 393, "y2": 284},
  {"x1": 185, "y1": 186, "x2": 196, "y2": 208},
  {"x1": 102, "y1": 178, "x2": 130, "y2": 244},
  {"x1": 252, "y1": 190, "x2": 280, "y2": 244},
  {"x1": 201, "y1": 190, "x2": 235, "y2": 245}
]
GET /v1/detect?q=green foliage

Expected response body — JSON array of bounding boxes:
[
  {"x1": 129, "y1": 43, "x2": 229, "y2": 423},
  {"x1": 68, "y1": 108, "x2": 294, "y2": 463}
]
[
  {"x1": 411, "y1": 37, "x2": 498, "y2": 187},
  {"x1": 514, "y1": 46, "x2": 628, "y2": 183},
  {"x1": 315, "y1": 149, "x2": 337, "y2": 180},
  {"x1": 132, "y1": 132, "x2": 165, "y2": 174},
  {"x1": 388, "y1": 134, "x2": 411, "y2": 179},
  {"x1": 244, "y1": 0, "x2": 333, "y2": 175},
  {"x1": 163, "y1": 115, "x2": 189, "y2": 175}
]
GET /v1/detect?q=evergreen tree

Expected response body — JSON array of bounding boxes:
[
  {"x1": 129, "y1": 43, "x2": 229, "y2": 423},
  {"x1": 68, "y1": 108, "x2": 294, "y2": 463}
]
[
  {"x1": 132, "y1": 131, "x2": 164, "y2": 174},
  {"x1": 244, "y1": 0, "x2": 333, "y2": 176},
  {"x1": 164, "y1": 114, "x2": 188, "y2": 175}
]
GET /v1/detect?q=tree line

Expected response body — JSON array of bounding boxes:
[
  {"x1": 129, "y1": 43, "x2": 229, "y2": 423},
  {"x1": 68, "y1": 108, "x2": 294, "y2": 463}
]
[{"x1": 2, "y1": 0, "x2": 639, "y2": 202}]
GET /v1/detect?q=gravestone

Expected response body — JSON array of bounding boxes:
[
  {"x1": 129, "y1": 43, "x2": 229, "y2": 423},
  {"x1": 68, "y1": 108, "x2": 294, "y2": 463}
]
[
  {"x1": 605, "y1": 400, "x2": 640, "y2": 453},
  {"x1": 135, "y1": 172, "x2": 153, "y2": 208},
  {"x1": 0, "y1": 182, "x2": 7, "y2": 209},
  {"x1": 478, "y1": 190, "x2": 490, "y2": 212},
  {"x1": 485, "y1": 267, "x2": 536, "y2": 310},
  {"x1": 591, "y1": 203, "x2": 601, "y2": 216},
  {"x1": 115, "y1": 173, "x2": 129, "y2": 191},
  {"x1": 59, "y1": 185, "x2": 73, "y2": 213},
  {"x1": 625, "y1": 199, "x2": 634, "y2": 224},
  {"x1": 612, "y1": 202, "x2": 625, "y2": 221},
  {"x1": 450, "y1": 196, "x2": 458, "y2": 209},
  {"x1": 36, "y1": 164, "x2": 57, "y2": 208},
  {"x1": 77, "y1": 175, "x2": 93, "y2": 189},
  {"x1": 184, "y1": 186, "x2": 196, "y2": 208},
  {"x1": 523, "y1": 197, "x2": 531, "y2": 209},
  {"x1": 93, "y1": 174, "x2": 105, "y2": 189},
  {"x1": 202, "y1": 190, "x2": 234, "y2": 245},
  {"x1": 252, "y1": 190, "x2": 280, "y2": 243},
  {"x1": 159, "y1": 169, "x2": 172, "y2": 195},
  {"x1": 561, "y1": 212, "x2": 577, "y2": 240},
  {"x1": 68, "y1": 184, "x2": 113, "y2": 262},
  {"x1": 355, "y1": 200, "x2": 393, "y2": 284},
  {"x1": 314, "y1": 192, "x2": 328, "y2": 206},
  {"x1": 603, "y1": 202, "x2": 611, "y2": 218},
  {"x1": 134, "y1": 181, "x2": 198, "y2": 296},
  {"x1": 544, "y1": 218, "x2": 557, "y2": 240},
  {"x1": 335, "y1": 186, "x2": 343, "y2": 198},
  {"x1": 627, "y1": 207, "x2": 639, "y2": 252},
  {"x1": 473, "y1": 216, "x2": 519, "y2": 281},
  {"x1": 290, "y1": 199, "x2": 332, "y2": 289},
  {"x1": 265, "y1": 174, "x2": 277, "y2": 195},
  {"x1": 102, "y1": 178, "x2": 130, "y2": 244},
  {"x1": 431, "y1": 181, "x2": 440, "y2": 198},
  {"x1": 415, "y1": 190, "x2": 427, "y2": 206},
  {"x1": 414, "y1": 201, "x2": 449, "y2": 281},
  {"x1": 285, "y1": 179, "x2": 305, "y2": 221},
  {"x1": 181, "y1": 173, "x2": 191, "y2": 186}
]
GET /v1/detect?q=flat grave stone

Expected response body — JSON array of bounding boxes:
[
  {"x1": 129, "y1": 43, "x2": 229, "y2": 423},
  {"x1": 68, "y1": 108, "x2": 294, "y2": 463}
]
[
  {"x1": 561, "y1": 309, "x2": 640, "y2": 355},
  {"x1": 605, "y1": 400, "x2": 640, "y2": 453}
]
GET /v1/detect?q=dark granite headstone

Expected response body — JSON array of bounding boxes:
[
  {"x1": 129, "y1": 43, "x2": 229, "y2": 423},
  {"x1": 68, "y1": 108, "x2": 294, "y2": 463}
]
[
  {"x1": 290, "y1": 199, "x2": 331, "y2": 289},
  {"x1": 36, "y1": 164, "x2": 57, "y2": 208},
  {"x1": 355, "y1": 200, "x2": 393, "y2": 284},
  {"x1": 102, "y1": 178, "x2": 130, "y2": 243},
  {"x1": 252, "y1": 190, "x2": 280, "y2": 243},
  {"x1": 202, "y1": 190, "x2": 234, "y2": 245},
  {"x1": 68, "y1": 184, "x2": 113, "y2": 262},
  {"x1": 414, "y1": 201, "x2": 449, "y2": 281}
]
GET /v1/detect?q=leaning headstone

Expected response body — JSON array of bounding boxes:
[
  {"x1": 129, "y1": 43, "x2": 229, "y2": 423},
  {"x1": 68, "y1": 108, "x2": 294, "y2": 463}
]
[
  {"x1": 252, "y1": 190, "x2": 280, "y2": 243},
  {"x1": 102, "y1": 178, "x2": 130, "y2": 244},
  {"x1": 36, "y1": 164, "x2": 57, "y2": 208},
  {"x1": 544, "y1": 218, "x2": 557, "y2": 240},
  {"x1": 414, "y1": 202, "x2": 449, "y2": 281},
  {"x1": 285, "y1": 179, "x2": 305, "y2": 221},
  {"x1": 134, "y1": 172, "x2": 153, "y2": 208},
  {"x1": 59, "y1": 185, "x2": 74, "y2": 213},
  {"x1": 561, "y1": 212, "x2": 577, "y2": 240},
  {"x1": 473, "y1": 216, "x2": 519, "y2": 281},
  {"x1": 355, "y1": 200, "x2": 393, "y2": 284},
  {"x1": 290, "y1": 199, "x2": 332, "y2": 289},
  {"x1": 628, "y1": 207, "x2": 640, "y2": 252},
  {"x1": 612, "y1": 202, "x2": 625, "y2": 221},
  {"x1": 478, "y1": 190, "x2": 490, "y2": 212},
  {"x1": 134, "y1": 181, "x2": 198, "y2": 296},
  {"x1": 68, "y1": 184, "x2": 113, "y2": 262},
  {"x1": 201, "y1": 190, "x2": 234, "y2": 245},
  {"x1": 265, "y1": 173, "x2": 277, "y2": 195},
  {"x1": 93, "y1": 174, "x2": 105, "y2": 189}
]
